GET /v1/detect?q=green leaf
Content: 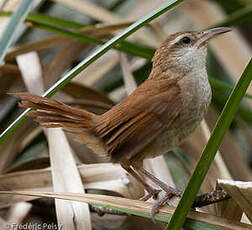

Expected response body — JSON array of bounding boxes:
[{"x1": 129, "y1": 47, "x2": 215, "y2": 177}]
[
  {"x1": 0, "y1": 0, "x2": 34, "y2": 64},
  {"x1": 26, "y1": 21, "x2": 155, "y2": 60},
  {"x1": 0, "y1": 11, "x2": 155, "y2": 60},
  {"x1": 0, "y1": 11, "x2": 86, "y2": 29},
  {"x1": 166, "y1": 58, "x2": 252, "y2": 230},
  {"x1": 0, "y1": 0, "x2": 183, "y2": 145},
  {"x1": 212, "y1": 4, "x2": 252, "y2": 28}
]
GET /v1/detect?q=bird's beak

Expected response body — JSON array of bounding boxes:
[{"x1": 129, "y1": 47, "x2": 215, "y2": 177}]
[{"x1": 196, "y1": 27, "x2": 232, "y2": 48}]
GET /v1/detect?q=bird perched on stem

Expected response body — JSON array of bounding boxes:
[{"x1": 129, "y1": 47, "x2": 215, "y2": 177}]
[{"x1": 11, "y1": 27, "x2": 231, "y2": 218}]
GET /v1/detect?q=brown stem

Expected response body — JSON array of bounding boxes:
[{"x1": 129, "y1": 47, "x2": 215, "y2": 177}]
[
  {"x1": 89, "y1": 205, "x2": 126, "y2": 216},
  {"x1": 192, "y1": 189, "x2": 231, "y2": 208}
]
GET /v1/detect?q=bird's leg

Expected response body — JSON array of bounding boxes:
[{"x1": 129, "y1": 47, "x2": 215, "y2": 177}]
[
  {"x1": 135, "y1": 166, "x2": 182, "y2": 197},
  {"x1": 150, "y1": 192, "x2": 173, "y2": 223},
  {"x1": 121, "y1": 163, "x2": 161, "y2": 201},
  {"x1": 131, "y1": 164, "x2": 182, "y2": 219}
]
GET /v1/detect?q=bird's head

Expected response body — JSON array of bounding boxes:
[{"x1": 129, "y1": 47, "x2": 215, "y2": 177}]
[{"x1": 152, "y1": 27, "x2": 231, "y2": 78}]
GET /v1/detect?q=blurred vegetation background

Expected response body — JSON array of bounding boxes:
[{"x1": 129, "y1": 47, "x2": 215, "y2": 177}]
[{"x1": 0, "y1": 0, "x2": 251, "y2": 229}]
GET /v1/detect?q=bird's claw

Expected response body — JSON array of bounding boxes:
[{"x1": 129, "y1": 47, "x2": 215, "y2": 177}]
[
  {"x1": 140, "y1": 187, "x2": 161, "y2": 201},
  {"x1": 150, "y1": 189, "x2": 182, "y2": 223}
]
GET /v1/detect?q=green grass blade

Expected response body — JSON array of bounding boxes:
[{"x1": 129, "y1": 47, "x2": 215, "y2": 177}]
[
  {"x1": 31, "y1": 21, "x2": 105, "y2": 46},
  {"x1": 0, "y1": 12, "x2": 86, "y2": 29},
  {"x1": 0, "y1": 0, "x2": 183, "y2": 145},
  {"x1": 166, "y1": 58, "x2": 252, "y2": 230},
  {"x1": 0, "y1": 12, "x2": 155, "y2": 60},
  {"x1": 25, "y1": 13, "x2": 85, "y2": 29},
  {"x1": 28, "y1": 21, "x2": 154, "y2": 60},
  {"x1": 0, "y1": 0, "x2": 34, "y2": 64}
]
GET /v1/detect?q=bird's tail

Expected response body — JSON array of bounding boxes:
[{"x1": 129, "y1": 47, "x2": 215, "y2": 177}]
[
  {"x1": 10, "y1": 92, "x2": 96, "y2": 134},
  {"x1": 10, "y1": 92, "x2": 109, "y2": 157}
]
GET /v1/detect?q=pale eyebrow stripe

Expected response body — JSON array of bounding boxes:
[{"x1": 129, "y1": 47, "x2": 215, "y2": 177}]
[{"x1": 169, "y1": 33, "x2": 191, "y2": 46}]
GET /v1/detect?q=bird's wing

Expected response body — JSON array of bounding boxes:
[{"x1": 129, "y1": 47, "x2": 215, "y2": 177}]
[{"x1": 94, "y1": 79, "x2": 182, "y2": 162}]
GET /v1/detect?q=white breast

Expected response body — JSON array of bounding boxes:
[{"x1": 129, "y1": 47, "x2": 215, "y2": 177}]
[
  {"x1": 145, "y1": 69, "x2": 212, "y2": 159},
  {"x1": 176, "y1": 67, "x2": 211, "y2": 133}
]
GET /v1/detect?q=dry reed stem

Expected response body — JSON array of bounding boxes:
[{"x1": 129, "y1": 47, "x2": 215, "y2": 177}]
[
  {"x1": 0, "y1": 190, "x2": 252, "y2": 230},
  {"x1": 0, "y1": 163, "x2": 144, "y2": 208},
  {"x1": 218, "y1": 179, "x2": 252, "y2": 223},
  {"x1": 16, "y1": 51, "x2": 92, "y2": 230}
]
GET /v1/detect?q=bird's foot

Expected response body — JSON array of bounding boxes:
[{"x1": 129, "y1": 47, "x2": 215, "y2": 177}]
[
  {"x1": 150, "y1": 193, "x2": 172, "y2": 223},
  {"x1": 150, "y1": 188, "x2": 182, "y2": 223},
  {"x1": 137, "y1": 166, "x2": 182, "y2": 197},
  {"x1": 161, "y1": 184, "x2": 182, "y2": 197},
  {"x1": 139, "y1": 187, "x2": 161, "y2": 201}
]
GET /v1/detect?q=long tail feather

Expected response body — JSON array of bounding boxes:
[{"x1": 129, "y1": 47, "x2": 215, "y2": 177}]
[
  {"x1": 10, "y1": 92, "x2": 96, "y2": 132},
  {"x1": 10, "y1": 92, "x2": 108, "y2": 158}
]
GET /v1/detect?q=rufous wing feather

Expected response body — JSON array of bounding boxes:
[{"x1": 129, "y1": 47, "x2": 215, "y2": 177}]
[{"x1": 93, "y1": 78, "x2": 182, "y2": 163}]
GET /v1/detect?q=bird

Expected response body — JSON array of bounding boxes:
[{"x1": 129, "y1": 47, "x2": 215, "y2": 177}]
[{"x1": 11, "y1": 27, "x2": 231, "y2": 217}]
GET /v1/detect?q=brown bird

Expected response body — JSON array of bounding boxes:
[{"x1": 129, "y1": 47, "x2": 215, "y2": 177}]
[{"x1": 11, "y1": 27, "x2": 231, "y2": 215}]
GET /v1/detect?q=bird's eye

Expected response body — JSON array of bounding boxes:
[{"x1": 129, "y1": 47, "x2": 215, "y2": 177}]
[{"x1": 182, "y1": 36, "x2": 191, "y2": 44}]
